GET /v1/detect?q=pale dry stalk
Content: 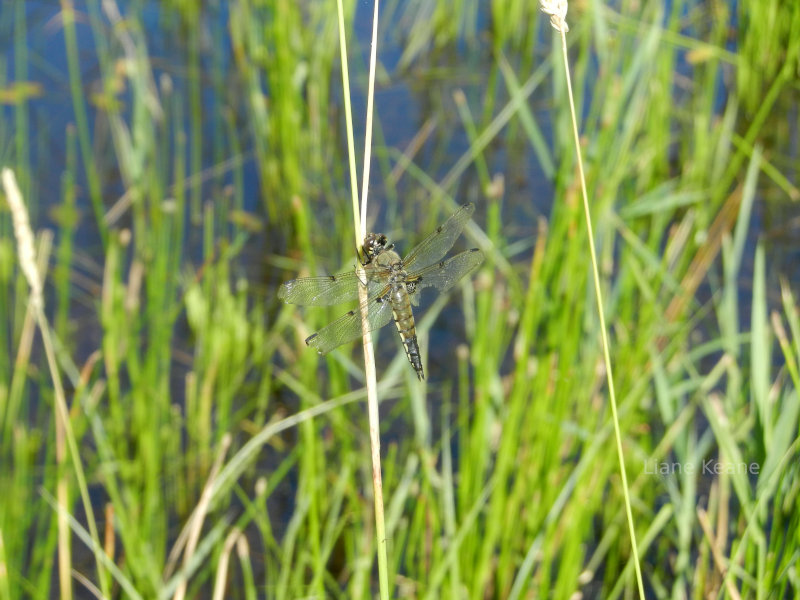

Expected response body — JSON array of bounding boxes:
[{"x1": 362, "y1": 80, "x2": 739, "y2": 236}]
[{"x1": 2, "y1": 167, "x2": 72, "y2": 600}]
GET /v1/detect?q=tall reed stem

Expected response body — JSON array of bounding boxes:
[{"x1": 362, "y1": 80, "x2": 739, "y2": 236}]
[
  {"x1": 539, "y1": 1, "x2": 645, "y2": 596},
  {"x1": 335, "y1": 1, "x2": 390, "y2": 597}
]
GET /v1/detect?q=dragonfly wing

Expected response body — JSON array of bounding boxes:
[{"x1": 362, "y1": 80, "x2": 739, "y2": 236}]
[
  {"x1": 409, "y1": 248, "x2": 484, "y2": 296},
  {"x1": 305, "y1": 294, "x2": 395, "y2": 355},
  {"x1": 278, "y1": 266, "x2": 386, "y2": 306},
  {"x1": 402, "y1": 203, "x2": 475, "y2": 273},
  {"x1": 278, "y1": 271, "x2": 361, "y2": 306}
]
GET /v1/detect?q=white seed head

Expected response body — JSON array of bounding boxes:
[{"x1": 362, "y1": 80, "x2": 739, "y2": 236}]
[
  {"x1": 2, "y1": 168, "x2": 43, "y2": 310},
  {"x1": 540, "y1": 0, "x2": 570, "y2": 33}
]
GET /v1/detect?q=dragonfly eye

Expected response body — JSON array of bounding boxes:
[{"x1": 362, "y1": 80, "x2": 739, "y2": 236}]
[{"x1": 363, "y1": 233, "x2": 388, "y2": 259}]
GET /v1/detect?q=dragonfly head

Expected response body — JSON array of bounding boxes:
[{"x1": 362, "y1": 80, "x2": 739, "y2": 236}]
[{"x1": 362, "y1": 233, "x2": 389, "y2": 263}]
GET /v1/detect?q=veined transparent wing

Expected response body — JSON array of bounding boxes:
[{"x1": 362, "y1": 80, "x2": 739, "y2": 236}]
[
  {"x1": 402, "y1": 203, "x2": 475, "y2": 273},
  {"x1": 409, "y1": 248, "x2": 484, "y2": 296},
  {"x1": 278, "y1": 266, "x2": 385, "y2": 306},
  {"x1": 305, "y1": 293, "x2": 395, "y2": 355}
]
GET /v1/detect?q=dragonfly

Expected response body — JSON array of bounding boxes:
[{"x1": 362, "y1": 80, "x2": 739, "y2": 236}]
[{"x1": 278, "y1": 203, "x2": 484, "y2": 379}]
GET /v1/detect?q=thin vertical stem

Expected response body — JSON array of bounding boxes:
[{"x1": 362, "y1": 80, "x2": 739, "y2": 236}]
[
  {"x1": 60, "y1": 0, "x2": 106, "y2": 244},
  {"x1": 559, "y1": 28, "x2": 644, "y2": 595},
  {"x1": 335, "y1": 1, "x2": 390, "y2": 597},
  {"x1": 539, "y1": 0, "x2": 645, "y2": 595}
]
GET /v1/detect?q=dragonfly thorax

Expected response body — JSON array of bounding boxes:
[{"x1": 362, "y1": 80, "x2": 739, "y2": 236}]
[{"x1": 372, "y1": 247, "x2": 404, "y2": 275}]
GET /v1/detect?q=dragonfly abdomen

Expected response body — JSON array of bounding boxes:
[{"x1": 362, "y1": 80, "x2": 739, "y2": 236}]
[{"x1": 389, "y1": 284, "x2": 424, "y2": 380}]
